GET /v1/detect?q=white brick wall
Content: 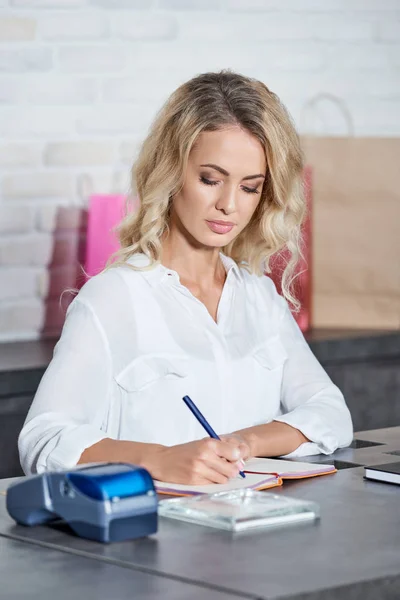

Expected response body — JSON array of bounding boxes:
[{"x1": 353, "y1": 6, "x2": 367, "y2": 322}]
[{"x1": 0, "y1": 0, "x2": 399, "y2": 341}]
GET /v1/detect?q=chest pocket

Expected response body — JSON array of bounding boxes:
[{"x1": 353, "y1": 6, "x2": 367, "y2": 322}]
[
  {"x1": 114, "y1": 354, "x2": 192, "y2": 445},
  {"x1": 116, "y1": 354, "x2": 189, "y2": 392},
  {"x1": 251, "y1": 336, "x2": 288, "y2": 370}
]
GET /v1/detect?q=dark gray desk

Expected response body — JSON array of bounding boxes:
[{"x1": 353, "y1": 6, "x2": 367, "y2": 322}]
[
  {"x1": 0, "y1": 427, "x2": 399, "y2": 600},
  {"x1": 0, "y1": 537, "x2": 240, "y2": 600}
]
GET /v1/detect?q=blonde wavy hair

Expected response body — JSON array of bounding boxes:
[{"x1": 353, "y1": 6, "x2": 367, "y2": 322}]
[{"x1": 111, "y1": 70, "x2": 306, "y2": 309}]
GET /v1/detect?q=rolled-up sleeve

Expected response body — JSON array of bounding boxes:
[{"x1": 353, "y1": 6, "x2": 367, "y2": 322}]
[
  {"x1": 274, "y1": 302, "x2": 353, "y2": 457},
  {"x1": 18, "y1": 298, "x2": 111, "y2": 474}
]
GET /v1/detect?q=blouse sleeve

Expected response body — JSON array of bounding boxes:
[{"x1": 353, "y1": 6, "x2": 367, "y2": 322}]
[
  {"x1": 273, "y1": 300, "x2": 354, "y2": 458},
  {"x1": 18, "y1": 298, "x2": 111, "y2": 474}
]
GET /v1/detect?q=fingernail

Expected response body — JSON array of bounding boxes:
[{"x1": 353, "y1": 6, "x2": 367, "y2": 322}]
[{"x1": 232, "y1": 448, "x2": 240, "y2": 460}]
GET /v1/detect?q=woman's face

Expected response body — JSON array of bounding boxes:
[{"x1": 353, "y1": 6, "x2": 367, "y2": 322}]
[{"x1": 170, "y1": 126, "x2": 266, "y2": 248}]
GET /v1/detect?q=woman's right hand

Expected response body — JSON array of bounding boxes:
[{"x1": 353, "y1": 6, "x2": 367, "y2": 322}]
[{"x1": 142, "y1": 437, "x2": 247, "y2": 485}]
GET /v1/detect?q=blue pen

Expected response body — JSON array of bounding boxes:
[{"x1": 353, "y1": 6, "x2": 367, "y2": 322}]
[{"x1": 182, "y1": 395, "x2": 246, "y2": 479}]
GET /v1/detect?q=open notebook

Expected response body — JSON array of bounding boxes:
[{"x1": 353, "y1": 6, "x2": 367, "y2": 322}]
[{"x1": 155, "y1": 457, "x2": 337, "y2": 496}]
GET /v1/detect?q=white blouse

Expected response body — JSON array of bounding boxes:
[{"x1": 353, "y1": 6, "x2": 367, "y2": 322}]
[{"x1": 19, "y1": 253, "x2": 353, "y2": 475}]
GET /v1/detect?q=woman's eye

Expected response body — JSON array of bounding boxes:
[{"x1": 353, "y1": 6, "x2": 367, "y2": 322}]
[
  {"x1": 242, "y1": 186, "x2": 260, "y2": 194},
  {"x1": 200, "y1": 176, "x2": 259, "y2": 194},
  {"x1": 200, "y1": 176, "x2": 219, "y2": 186}
]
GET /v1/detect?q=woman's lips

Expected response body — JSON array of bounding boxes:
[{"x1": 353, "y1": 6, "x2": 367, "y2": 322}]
[{"x1": 206, "y1": 220, "x2": 235, "y2": 234}]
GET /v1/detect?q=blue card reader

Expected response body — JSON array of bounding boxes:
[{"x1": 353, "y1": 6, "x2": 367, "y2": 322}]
[{"x1": 6, "y1": 463, "x2": 158, "y2": 543}]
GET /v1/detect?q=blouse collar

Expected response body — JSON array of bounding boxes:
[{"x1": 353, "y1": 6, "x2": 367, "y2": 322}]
[{"x1": 125, "y1": 252, "x2": 241, "y2": 287}]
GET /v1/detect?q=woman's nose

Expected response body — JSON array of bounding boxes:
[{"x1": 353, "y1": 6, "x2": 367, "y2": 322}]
[{"x1": 215, "y1": 186, "x2": 237, "y2": 214}]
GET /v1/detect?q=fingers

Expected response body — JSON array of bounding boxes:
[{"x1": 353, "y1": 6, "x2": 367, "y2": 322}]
[
  {"x1": 220, "y1": 434, "x2": 251, "y2": 461},
  {"x1": 214, "y1": 438, "x2": 246, "y2": 462},
  {"x1": 204, "y1": 455, "x2": 241, "y2": 480},
  {"x1": 158, "y1": 439, "x2": 245, "y2": 485},
  {"x1": 193, "y1": 439, "x2": 242, "y2": 481},
  {"x1": 192, "y1": 462, "x2": 234, "y2": 485}
]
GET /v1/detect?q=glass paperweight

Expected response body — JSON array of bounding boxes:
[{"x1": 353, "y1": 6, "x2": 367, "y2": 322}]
[{"x1": 158, "y1": 489, "x2": 320, "y2": 532}]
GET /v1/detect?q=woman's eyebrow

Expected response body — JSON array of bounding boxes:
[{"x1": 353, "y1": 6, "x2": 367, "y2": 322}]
[{"x1": 200, "y1": 163, "x2": 265, "y2": 181}]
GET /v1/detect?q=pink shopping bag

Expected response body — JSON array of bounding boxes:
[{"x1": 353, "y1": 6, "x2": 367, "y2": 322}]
[{"x1": 85, "y1": 194, "x2": 127, "y2": 278}]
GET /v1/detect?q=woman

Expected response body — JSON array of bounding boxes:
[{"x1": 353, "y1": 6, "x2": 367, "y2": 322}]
[{"x1": 19, "y1": 71, "x2": 353, "y2": 484}]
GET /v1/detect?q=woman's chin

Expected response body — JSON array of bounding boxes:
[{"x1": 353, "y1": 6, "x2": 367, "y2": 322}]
[
  {"x1": 197, "y1": 228, "x2": 237, "y2": 248},
  {"x1": 199, "y1": 235, "x2": 233, "y2": 249},
  {"x1": 182, "y1": 225, "x2": 237, "y2": 249}
]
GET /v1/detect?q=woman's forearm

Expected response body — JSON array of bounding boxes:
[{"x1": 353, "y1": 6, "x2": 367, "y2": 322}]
[
  {"x1": 78, "y1": 436, "x2": 248, "y2": 485},
  {"x1": 78, "y1": 438, "x2": 165, "y2": 473},
  {"x1": 234, "y1": 421, "x2": 309, "y2": 458}
]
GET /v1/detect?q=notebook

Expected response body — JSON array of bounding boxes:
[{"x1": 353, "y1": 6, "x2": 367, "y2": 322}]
[
  {"x1": 244, "y1": 457, "x2": 336, "y2": 479},
  {"x1": 364, "y1": 461, "x2": 400, "y2": 485},
  {"x1": 155, "y1": 457, "x2": 337, "y2": 496}
]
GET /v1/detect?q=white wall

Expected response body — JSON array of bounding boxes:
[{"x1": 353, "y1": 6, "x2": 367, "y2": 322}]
[{"x1": 0, "y1": 0, "x2": 399, "y2": 341}]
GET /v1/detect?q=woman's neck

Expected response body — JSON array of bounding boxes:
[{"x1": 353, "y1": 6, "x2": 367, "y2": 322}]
[{"x1": 161, "y1": 234, "x2": 225, "y2": 289}]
